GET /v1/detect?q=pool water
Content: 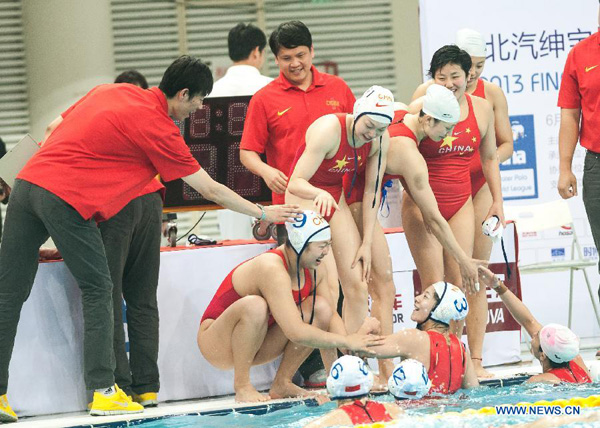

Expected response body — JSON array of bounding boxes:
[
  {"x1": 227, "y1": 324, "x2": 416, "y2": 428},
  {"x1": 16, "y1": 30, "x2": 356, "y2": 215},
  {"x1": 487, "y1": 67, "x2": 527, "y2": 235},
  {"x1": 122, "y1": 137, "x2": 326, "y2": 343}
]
[{"x1": 137, "y1": 383, "x2": 600, "y2": 428}]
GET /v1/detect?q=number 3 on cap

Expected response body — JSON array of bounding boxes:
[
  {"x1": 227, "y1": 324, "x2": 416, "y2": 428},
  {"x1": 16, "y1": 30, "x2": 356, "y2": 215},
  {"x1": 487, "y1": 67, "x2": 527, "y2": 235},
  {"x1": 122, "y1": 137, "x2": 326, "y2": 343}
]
[
  {"x1": 454, "y1": 298, "x2": 467, "y2": 313},
  {"x1": 292, "y1": 213, "x2": 307, "y2": 228}
]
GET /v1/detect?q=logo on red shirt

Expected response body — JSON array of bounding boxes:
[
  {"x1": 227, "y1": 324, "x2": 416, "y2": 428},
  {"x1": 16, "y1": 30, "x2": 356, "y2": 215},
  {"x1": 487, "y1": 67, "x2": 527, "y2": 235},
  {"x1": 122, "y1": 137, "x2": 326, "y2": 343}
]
[{"x1": 277, "y1": 107, "x2": 292, "y2": 116}]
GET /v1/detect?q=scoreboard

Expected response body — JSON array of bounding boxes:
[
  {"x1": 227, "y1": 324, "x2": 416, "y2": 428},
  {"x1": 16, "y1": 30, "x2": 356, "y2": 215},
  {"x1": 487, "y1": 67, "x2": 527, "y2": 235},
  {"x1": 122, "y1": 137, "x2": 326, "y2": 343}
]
[{"x1": 163, "y1": 96, "x2": 271, "y2": 210}]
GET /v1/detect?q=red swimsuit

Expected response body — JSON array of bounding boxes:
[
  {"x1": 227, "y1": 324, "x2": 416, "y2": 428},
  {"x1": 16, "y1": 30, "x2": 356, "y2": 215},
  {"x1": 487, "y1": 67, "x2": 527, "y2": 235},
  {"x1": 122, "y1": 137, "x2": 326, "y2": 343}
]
[
  {"x1": 427, "y1": 331, "x2": 467, "y2": 394},
  {"x1": 471, "y1": 77, "x2": 486, "y2": 98},
  {"x1": 547, "y1": 360, "x2": 592, "y2": 384},
  {"x1": 290, "y1": 113, "x2": 372, "y2": 221},
  {"x1": 469, "y1": 78, "x2": 488, "y2": 197},
  {"x1": 338, "y1": 400, "x2": 394, "y2": 424},
  {"x1": 343, "y1": 111, "x2": 415, "y2": 205},
  {"x1": 419, "y1": 94, "x2": 481, "y2": 220},
  {"x1": 201, "y1": 248, "x2": 314, "y2": 326}
]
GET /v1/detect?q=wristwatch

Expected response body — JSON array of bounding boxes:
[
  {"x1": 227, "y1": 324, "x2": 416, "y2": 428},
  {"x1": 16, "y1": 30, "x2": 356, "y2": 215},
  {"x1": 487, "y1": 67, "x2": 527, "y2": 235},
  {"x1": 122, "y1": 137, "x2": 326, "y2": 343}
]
[
  {"x1": 493, "y1": 279, "x2": 509, "y2": 295},
  {"x1": 256, "y1": 203, "x2": 266, "y2": 221}
]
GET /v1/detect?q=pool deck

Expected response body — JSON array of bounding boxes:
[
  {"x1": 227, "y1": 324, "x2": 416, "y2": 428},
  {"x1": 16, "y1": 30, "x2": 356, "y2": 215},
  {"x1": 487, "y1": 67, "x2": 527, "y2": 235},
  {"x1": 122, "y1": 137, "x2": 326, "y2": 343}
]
[{"x1": 12, "y1": 339, "x2": 600, "y2": 428}]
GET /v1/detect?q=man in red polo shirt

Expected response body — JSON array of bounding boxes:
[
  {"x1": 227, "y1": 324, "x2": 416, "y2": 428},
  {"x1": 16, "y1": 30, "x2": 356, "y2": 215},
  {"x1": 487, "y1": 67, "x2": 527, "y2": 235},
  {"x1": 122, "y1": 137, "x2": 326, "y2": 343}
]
[
  {"x1": 557, "y1": 9, "x2": 600, "y2": 308},
  {"x1": 240, "y1": 20, "x2": 355, "y2": 213},
  {"x1": 0, "y1": 56, "x2": 299, "y2": 423},
  {"x1": 240, "y1": 20, "x2": 355, "y2": 388}
]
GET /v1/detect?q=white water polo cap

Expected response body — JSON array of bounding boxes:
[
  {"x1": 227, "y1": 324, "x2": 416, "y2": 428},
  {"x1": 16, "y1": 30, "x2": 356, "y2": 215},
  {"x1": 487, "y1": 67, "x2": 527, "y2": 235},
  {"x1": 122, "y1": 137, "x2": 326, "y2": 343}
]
[
  {"x1": 388, "y1": 359, "x2": 432, "y2": 400},
  {"x1": 588, "y1": 361, "x2": 600, "y2": 382},
  {"x1": 422, "y1": 84, "x2": 461, "y2": 123},
  {"x1": 326, "y1": 355, "x2": 374, "y2": 400},
  {"x1": 285, "y1": 210, "x2": 331, "y2": 254},
  {"x1": 539, "y1": 323, "x2": 580, "y2": 364},
  {"x1": 429, "y1": 281, "x2": 469, "y2": 325},
  {"x1": 456, "y1": 28, "x2": 487, "y2": 57},
  {"x1": 353, "y1": 85, "x2": 395, "y2": 125}
]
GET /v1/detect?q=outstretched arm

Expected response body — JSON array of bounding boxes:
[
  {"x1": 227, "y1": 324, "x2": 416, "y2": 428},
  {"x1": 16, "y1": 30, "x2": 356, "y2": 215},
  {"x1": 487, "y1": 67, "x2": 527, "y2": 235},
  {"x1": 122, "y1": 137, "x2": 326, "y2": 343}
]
[
  {"x1": 360, "y1": 328, "x2": 429, "y2": 361},
  {"x1": 182, "y1": 169, "x2": 300, "y2": 223},
  {"x1": 478, "y1": 266, "x2": 542, "y2": 337},
  {"x1": 262, "y1": 264, "x2": 383, "y2": 353},
  {"x1": 389, "y1": 139, "x2": 483, "y2": 293}
]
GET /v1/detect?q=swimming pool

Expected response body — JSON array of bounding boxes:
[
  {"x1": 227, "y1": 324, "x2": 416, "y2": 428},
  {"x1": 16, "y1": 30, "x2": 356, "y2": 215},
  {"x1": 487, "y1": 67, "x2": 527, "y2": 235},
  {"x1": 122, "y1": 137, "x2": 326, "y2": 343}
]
[{"x1": 114, "y1": 382, "x2": 600, "y2": 428}]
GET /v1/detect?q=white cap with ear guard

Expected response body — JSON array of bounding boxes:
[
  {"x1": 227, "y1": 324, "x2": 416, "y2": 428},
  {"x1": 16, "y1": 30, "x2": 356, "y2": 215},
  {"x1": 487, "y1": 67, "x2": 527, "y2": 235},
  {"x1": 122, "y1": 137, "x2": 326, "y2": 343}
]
[
  {"x1": 285, "y1": 210, "x2": 331, "y2": 254},
  {"x1": 456, "y1": 28, "x2": 487, "y2": 57},
  {"x1": 353, "y1": 85, "x2": 395, "y2": 125},
  {"x1": 388, "y1": 359, "x2": 432, "y2": 400},
  {"x1": 422, "y1": 84, "x2": 461, "y2": 123},
  {"x1": 429, "y1": 281, "x2": 469, "y2": 325},
  {"x1": 326, "y1": 355, "x2": 373, "y2": 400}
]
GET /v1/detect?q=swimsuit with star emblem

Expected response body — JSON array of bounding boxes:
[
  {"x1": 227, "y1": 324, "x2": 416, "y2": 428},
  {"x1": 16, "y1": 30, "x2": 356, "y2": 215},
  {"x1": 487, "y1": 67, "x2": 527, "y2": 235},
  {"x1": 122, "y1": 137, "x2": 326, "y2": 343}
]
[
  {"x1": 289, "y1": 113, "x2": 372, "y2": 221},
  {"x1": 418, "y1": 94, "x2": 481, "y2": 220},
  {"x1": 343, "y1": 110, "x2": 415, "y2": 206}
]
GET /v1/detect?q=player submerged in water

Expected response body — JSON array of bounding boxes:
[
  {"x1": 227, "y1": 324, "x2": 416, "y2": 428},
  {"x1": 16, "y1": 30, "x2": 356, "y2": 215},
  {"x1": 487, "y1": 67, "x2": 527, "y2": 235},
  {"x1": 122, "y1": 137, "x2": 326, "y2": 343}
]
[
  {"x1": 478, "y1": 266, "x2": 591, "y2": 384},
  {"x1": 305, "y1": 355, "x2": 403, "y2": 428},
  {"x1": 359, "y1": 281, "x2": 479, "y2": 394}
]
